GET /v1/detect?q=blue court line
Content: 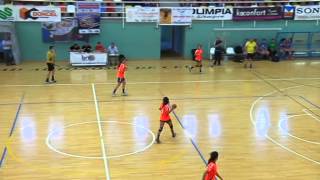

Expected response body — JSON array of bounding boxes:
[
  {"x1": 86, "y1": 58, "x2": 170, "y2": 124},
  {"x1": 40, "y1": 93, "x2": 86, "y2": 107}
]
[
  {"x1": 0, "y1": 93, "x2": 25, "y2": 169},
  {"x1": 0, "y1": 147, "x2": 7, "y2": 168},
  {"x1": 172, "y1": 111, "x2": 208, "y2": 166},
  {"x1": 299, "y1": 95, "x2": 320, "y2": 110}
]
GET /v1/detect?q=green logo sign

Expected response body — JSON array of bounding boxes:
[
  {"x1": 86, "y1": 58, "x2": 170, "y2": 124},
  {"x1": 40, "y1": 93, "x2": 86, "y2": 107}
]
[{"x1": 0, "y1": 7, "x2": 14, "y2": 21}]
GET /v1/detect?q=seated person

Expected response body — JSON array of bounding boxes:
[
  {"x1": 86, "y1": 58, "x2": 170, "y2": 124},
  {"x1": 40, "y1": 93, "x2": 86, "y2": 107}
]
[
  {"x1": 268, "y1": 38, "x2": 277, "y2": 60},
  {"x1": 70, "y1": 43, "x2": 80, "y2": 52},
  {"x1": 108, "y1": 42, "x2": 119, "y2": 55},
  {"x1": 258, "y1": 39, "x2": 269, "y2": 59},
  {"x1": 95, "y1": 42, "x2": 106, "y2": 52},
  {"x1": 280, "y1": 38, "x2": 294, "y2": 60},
  {"x1": 82, "y1": 44, "x2": 92, "y2": 53}
]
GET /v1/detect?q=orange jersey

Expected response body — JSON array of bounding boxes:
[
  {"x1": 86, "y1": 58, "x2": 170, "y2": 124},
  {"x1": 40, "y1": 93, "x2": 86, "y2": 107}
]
[
  {"x1": 204, "y1": 162, "x2": 218, "y2": 180},
  {"x1": 117, "y1": 63, "x2": 126, "y2": 78},
  {"x1": 195, "y1": 49, "x2": 203, "y2": 61},
  {"x1": 160, "y1": 103, "x2": 171, "y2": 121}
]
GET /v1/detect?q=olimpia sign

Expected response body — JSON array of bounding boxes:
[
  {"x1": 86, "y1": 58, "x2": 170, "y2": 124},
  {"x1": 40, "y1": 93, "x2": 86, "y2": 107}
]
[{"x1": 0, "y1": 6, "x2": 15, "y2": 21}]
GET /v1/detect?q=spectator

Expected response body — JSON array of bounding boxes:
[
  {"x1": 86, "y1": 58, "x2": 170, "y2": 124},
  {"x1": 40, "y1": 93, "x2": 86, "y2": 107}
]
[
  {"x1": 280, "y1": 38, "x2": 294, "y2": 60},
  {"x1": 268, "y1": 38, "x2": 277, "y2": 60},
  {"x1": 82, "y1": 43, "x2": 92, "y2": 53},
  {"x1": 69, "y1": 43, "x2": 81, "y2": 52},
  {"x1": 258, "y1": 39, "x2": 269, "y2": 59},
  {"x1": 108, "y1": 42, "x2": 119, "y2": 55},
  {"x1": 108, "y1": 42, "x2": 119, "y2": 66},
  {"x1": 95, "y1": 42, "x2": 106, "y2": 52},
  {"x1": 2, "y1": 34, "x2": 14, "y2": 65}
]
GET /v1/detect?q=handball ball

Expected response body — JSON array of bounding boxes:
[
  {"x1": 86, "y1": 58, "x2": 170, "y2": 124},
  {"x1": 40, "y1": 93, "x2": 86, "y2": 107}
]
[{"x1": 172, "y1": 104, "x2": 177, "y2": 109}]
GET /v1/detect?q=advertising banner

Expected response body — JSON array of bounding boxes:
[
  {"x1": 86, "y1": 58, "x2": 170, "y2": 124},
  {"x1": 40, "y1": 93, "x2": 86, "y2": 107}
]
[
  {"x1": 233, "y1": 7, "x2": 283, "y2": 20},
  {"x1": 0, "y1": 6, "x2": 15, "y2": 21},
  {"x1": 16, "y1": 6, "x2": 61, "y2": 22},
  {"x1": 160, "y1": 7, "x2": 192, "y2": 25},
  {"x1": 294, "y1": 6, "x2": 320, "y2": 20},
  {"x1": 126, "y1": 7, "x2": 159, "y2": 22},
  {"x1": 283, "y1": 5, "x2": 295, "y2": 20},
  {"x1": 192, "y1": 7, "x2": 233, "y2": 20},
  {"x1": 70, "y1": 52, "x2": 108, "y2": 66},
  {"x1": 42, "y1": 18, "x2": 89, "y2": 43},
  {"x1": 76, "y1": 2, "x2": 101, "y2": 34}
]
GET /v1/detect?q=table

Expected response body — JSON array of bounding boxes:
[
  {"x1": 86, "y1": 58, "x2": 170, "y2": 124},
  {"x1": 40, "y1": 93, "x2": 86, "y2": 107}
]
[{"x1": 70, "y1": 52, "x2": 108, "y2": 66}]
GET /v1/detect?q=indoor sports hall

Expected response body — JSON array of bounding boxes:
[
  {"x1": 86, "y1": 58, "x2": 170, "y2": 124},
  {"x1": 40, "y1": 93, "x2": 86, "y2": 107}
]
[{"x1": 0, "y1": 0, "x2": 319, "y2": 180}]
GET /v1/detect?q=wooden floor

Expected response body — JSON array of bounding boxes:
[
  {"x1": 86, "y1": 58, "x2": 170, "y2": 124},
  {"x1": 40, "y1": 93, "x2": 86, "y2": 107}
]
[{"x1": 0, "y1": 60, "x2": 319, "y2": 179}]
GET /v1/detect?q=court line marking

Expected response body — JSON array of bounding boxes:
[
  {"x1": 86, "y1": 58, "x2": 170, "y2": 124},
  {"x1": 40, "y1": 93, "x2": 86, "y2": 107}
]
[
  {"x1": 303, "y1": 109, "x2": 320, "y2": 122},
  {"x1": 299, "y1": 96, "x2": 320, "y2": 110},
  {"x1": 92, "y1": 84, "x2": 111, "y2": 180},
  {"x1": 279, "y1": 114, "x2": 320, "y2": 145},
  {"x1": 0, "y1": 93, "x2": 25, "y2": 169},
  {"x1": 250, "y1": 83, "x2": 320, "y2": 165},
  {"x1": 46, "y1": 121, "x2": 155, "y2": 159},
  {"x1": 0, "y1": 77, "x2": 320, "y2": 87},
  {"x1": 0, "y1": 148, "x2": 7, "y2": 168}
]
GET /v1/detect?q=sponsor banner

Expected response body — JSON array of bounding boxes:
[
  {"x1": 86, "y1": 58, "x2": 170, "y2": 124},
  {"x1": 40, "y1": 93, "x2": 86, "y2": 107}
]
[
  {"x1": 77, "y1": 2, "x2": 100, "y2": 34},
  {"x1": 160, "y1": 7, "x2": 192, "y2": 25},
  {"x1": 125, "y1": 7, "x2": 159, "y2": 22},
  {"x1": 233, "y1": 7, "x2": 283, "y2": 20},
  {"x1": 192, "y1": 7, "x2": 233, "y2": 20},
  {"x1": 0, "y1": 6, "x2": 15, "y2": 21},
  {"x1": 16, "y1": 6, "x2": 61, "y2": 22},
  {"x1": 70, "y1": 52, "x2": 107, "y2": 66},
  {"x1": 283, "y1": 5, "x2": 295, "y2": 20},
  {"x1": 294, "y1": 5, "x2": 320, "y2": 20},
  {"x1": 42, "y1": 18, "x2": 89, "y2": 43}
]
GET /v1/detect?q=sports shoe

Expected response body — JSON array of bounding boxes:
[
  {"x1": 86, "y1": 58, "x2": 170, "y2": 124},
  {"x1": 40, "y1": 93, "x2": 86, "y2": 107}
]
[
  {"x1": 156, "y1": 138, "x2": 161, "y2": 144},
  {"x1": 122, "y1": 92, "x2": 128, "y2": 96},
  {"x1": 51, "y1": 80, "x2": 57, "y2": 83},
  {"x1": 188, "y1": 66, "x2": 192, "y2": 72},
  {"x1": 172, "y1": 132, "x2": 176, "y2": 138},
  {"x1": 112, "y1": 93, "x2": 116, "y2": 97}
]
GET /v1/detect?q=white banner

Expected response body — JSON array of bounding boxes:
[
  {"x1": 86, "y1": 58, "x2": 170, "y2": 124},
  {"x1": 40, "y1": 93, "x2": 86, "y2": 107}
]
[
  {"x1": 0, "y1": 6, "x2": 15, "y2": 21},
  {"x1": 126, "y1": 7, "x2": 159, "y2": 22},
  {"x1": 294, "y1": 6, "x2": 320, "y2": 20},
  {"x1": 70, "y1": 52, "x2": 108, "y2": 66},
  {"x1": 15, "y1": 6, "x2": 61, "y2": 22},
  {"x1": 172, "y1": 7, "x2": 192, "y2": 24},
  {"x1": 192, "y1": 7, "x2": 233, "y2": 20}
]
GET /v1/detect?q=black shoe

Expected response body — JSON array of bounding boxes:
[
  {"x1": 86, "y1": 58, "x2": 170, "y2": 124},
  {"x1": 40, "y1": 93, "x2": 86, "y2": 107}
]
[{"x1": 172, "y1": 133, "x2": 176, "y2": 138}]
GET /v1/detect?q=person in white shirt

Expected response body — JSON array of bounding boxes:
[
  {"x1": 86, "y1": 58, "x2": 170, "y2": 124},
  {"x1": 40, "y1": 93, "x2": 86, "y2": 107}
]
[
  {"x1": 107, "y1": 42, "x2": 119, "y2": 66},
  {"x1": 2, "y1": 35, "x2": 14, "y2": 65},
  {"x1": 108, "y1": 42, "x2": 119, "y2": 55}
]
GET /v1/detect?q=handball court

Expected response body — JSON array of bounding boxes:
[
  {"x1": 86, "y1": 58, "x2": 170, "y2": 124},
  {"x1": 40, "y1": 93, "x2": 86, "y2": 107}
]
[{"x1": 0, "y1": 60, "x2": 319, "y2": 179}]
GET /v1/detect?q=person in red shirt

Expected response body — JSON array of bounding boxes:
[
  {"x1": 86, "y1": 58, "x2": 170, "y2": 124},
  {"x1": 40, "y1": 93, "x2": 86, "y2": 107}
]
[
  {"x1": 203, "y1": 151, "x2": 223, "y2": 180},
  {"x1": 189, "y1": 44, "x2": 203, "y2": 73},
  {"x1": 156, "y1": 97, "x2": 177, "y2": 144},
  {"x1": 112, "y1": 56, "x2": 128, "y2": 96},
  {"x1": 95, "y1": 42, "x2": 106, "y2": 52}
]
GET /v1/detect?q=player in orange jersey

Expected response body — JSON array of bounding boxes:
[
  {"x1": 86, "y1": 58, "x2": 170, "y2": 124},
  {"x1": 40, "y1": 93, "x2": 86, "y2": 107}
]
[
  {"x1": 203, "y1": 151, "x2": 223, "y2": 180},
  {"x1": 112, "y1": 56, "x2": 128, "y2": 96},
  {"x1": 189, "y1": 44, "x2": 203, "y2": 73},
  {"x1": 156, "y1": 97, "x2": 177, "y2": 144}
]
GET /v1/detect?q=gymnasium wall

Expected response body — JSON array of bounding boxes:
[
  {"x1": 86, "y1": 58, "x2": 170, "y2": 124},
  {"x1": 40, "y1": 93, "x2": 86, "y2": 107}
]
[
  {"x1": 15, "y1": 20, "x2": 161, "y2": 61},
  {"x1": 184, "y1": 20, "x2": 320, "y2": 59},
  {"x1": 16, "y1": 19, "x2": 319, "y2": 61}
]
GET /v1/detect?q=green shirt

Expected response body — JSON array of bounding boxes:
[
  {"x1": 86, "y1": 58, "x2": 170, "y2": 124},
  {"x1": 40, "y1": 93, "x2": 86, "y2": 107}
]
[{"x1": 269, "y1": 42, "x2": 277, "y2": 51}]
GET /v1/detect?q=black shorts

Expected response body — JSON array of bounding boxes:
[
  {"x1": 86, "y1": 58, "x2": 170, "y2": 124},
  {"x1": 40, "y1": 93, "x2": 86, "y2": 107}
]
[
  {"x1": 246, "y1": 53, "x2": 255, "y2": 60},
  {"x1": 117, "y1": 78, "x2": 125, "y2": 83},
  {"x1": 160, "y1": 119, "x2": 172, "y2": 124},
  {"x1": 47, "y1": 63, "x2": 55, "y2": 71}
]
